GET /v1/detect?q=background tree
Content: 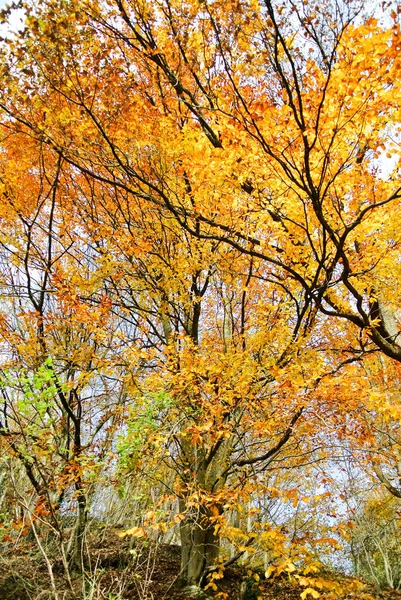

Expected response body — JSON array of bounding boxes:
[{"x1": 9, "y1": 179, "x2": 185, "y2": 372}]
[{"x1": 0, "y1": 131, "x2": 127, "y2": 574}]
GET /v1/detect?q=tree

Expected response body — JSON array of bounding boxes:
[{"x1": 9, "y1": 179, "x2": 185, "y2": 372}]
[
  {"x1": 344, "y1": 482, "x2": 401, "y2": 589},
  {"x1": 0, "y1": 0, "x2": 401, "y2": 590},
  {"x1": 0, "y1": 132, "x2": 126, "y2": 574},
  {"x1": 75, "y1": 159, "x2": 322, "y2": 586}
]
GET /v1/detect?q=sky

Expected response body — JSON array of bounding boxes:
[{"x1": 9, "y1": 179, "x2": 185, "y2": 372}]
[{"x1": 0, "y1": 1, "x2": 25, "y2": 37}]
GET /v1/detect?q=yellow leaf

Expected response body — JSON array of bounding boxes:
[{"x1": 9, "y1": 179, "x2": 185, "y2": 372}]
[
  {"x1": 265, "y1": 565, "x2": 276, "y2": 579},
  {"x1": 301, "y1": 588, "x2": 320, "y2": 600},
  {"x1": 303, "y1": 565, "x2": 319, "y2": 575},
  {"x1": 117, "y1": 526, "x2": 146, "y2": 538},
  {"x1": 173, "y1": 513, "x2": 186, "y2": 523},
  {"x1": 205, "y1": 582, "x2": 218, "y2": 591},
  {"x1": 286, "y1": 562, "x2": 296, "y2": 573}
]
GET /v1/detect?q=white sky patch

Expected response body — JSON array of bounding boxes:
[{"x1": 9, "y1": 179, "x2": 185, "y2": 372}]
[{"x1": 0, "y1": 1, "x2": 25, "y2": 39}]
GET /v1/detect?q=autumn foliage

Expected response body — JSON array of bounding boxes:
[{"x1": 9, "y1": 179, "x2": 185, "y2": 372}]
[{"x1": 0, "y1": 0, "x2": 401, "y2": 598}]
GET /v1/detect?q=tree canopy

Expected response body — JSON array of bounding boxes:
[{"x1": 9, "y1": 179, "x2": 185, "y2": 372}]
[{"x1": 0, "y1": 0, "x2": 401, "y2": 597}]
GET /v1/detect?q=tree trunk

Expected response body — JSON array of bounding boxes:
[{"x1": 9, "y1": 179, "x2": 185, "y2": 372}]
[
  {"x1": 179, "y1": 501, "x2": 219, "y2": 587},
  {"x1": 67, "y1": 490, "x2": 87, "y2": 572},
  {"x1": 177, "y1": 426, "x2": 235, "y2": 587}
]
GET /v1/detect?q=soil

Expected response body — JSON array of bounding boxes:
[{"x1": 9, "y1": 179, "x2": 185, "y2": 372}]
[{"x1": 0, "y1": 528, "x2": 400, "y2": 600}]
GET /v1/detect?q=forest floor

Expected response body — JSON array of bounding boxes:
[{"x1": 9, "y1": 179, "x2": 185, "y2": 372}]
[{"x1": 0, "y1": 526, "x2": 400, "y2": 600}]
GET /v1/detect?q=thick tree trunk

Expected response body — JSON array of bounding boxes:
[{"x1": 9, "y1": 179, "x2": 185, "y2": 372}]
[
  {"x1": 179, "y1": 503, "x2": 220, "y2": 586},
  {"x1": 177, "y1": 422, "x2": 235, "y2": 587}
]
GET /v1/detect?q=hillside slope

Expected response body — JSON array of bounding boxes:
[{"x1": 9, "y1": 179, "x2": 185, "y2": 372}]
[{"x1": 0, "y1": 529, "x2": 400, "y2": 600}]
